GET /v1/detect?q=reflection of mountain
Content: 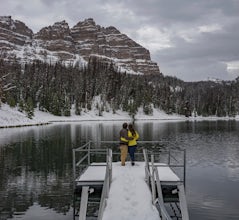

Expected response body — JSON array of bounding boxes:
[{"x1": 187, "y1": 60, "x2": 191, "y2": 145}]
[
  {"x1": 0, "y1": 130, "x2": 73, "y2": 219},
  {"x1": 0, "y1": 169, "x2": 72, "y2": 219},
  {"x1": 11, "y1": 203, "x2": 72, "y2": 220}
]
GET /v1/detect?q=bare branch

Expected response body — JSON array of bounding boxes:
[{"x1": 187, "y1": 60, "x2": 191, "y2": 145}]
[{"x1": 3, "y1": 86, "x2": 16, "y2": 91}]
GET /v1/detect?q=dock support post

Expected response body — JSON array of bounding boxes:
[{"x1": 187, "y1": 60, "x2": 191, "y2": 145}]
[
  {"x1": 178, "y1": 184, "x2": 189, "y2": 220},
  {"x1": 79, "y1": 186, "x2": 90, "y2": 220}
]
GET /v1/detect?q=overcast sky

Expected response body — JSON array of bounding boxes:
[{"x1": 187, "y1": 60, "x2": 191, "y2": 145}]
[{"x1": 1, "y1": 0, "x2": 239, "y2": 81}]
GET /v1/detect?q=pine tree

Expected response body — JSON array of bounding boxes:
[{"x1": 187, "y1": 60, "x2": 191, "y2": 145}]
[{"x1": 25, "y1": 97, "x2": 34, "y2": 119}]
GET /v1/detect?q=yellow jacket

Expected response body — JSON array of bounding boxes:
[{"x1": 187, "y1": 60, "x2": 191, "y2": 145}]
[
  {"x1": 120, "y1": 128, "x2": 131, "y2": 144},
  {"x1": 128, "y1": 130, "x2": 139, "y2": 146}
]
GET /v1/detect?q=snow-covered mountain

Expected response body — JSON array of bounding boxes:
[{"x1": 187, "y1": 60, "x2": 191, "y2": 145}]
[{"x1": 0, "y1": 16, "x2": 160, "y2": 75}]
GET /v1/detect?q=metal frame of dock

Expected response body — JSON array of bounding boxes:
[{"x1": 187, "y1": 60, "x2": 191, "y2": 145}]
[{"x1": 72, "y1": 141, "x2": 189, "y2": 220}]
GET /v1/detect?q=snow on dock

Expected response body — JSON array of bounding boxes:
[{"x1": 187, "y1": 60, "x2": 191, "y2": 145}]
[
  {"x1": 76, "y1": 163, "x2": 106, "y2": 182},
  {"x1": 75, "y1": 161, "x2": 182, "y2": 220},
  {"x1": 101, "y1": 162, "x2": 160, "y2": 220}
]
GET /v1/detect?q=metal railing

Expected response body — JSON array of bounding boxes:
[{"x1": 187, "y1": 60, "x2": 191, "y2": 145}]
[
  {"x1": 151, "y1": 154, "x2": 173, "y2": 220},
  {"x1": 143, "y1": 146, "x2": 186, "y2": 185},
  {"x1": 143, "y1": 149, "x2": 170, "y2": 219},
  {"x1": 73, "y1": 141, "x2": 109, "y2": 189},
  {"x1": 73, "y1": 141, "x2": 186, "y2": 190},
  {"x1": 73, "y1": 141, "x2": 111, "y2": 220},
  {"x1": 143, "y1": 148, "x2": 188, "y2": 220},
  {"x1": 97, "y1": 148, "x2": 112, "y2": 220}
]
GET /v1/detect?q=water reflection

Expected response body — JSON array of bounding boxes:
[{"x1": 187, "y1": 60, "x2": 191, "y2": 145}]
[
  {"x1": 0, "y1": 124, "x2": 73, "y2": 220},
  {"x1": 0, "y1": 120, "x2": 239, "y2": 219}
]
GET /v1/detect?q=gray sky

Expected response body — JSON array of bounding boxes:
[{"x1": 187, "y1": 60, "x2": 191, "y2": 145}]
[{"x1": 1, "y1": 0, "x2": 239, "y2": 81}]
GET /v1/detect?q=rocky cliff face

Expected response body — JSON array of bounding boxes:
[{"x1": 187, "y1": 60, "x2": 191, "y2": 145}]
[
  {"x1": 0, "y1": 16, "x2": 33, "y2": 60},
  {"x1": 0, "y1": 16, "x2": 160, "y2": 75}
]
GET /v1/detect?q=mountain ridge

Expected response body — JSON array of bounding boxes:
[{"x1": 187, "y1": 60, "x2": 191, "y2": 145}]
[{"x1": 0, "y1": 16, "x2": 160, "y2": 75}]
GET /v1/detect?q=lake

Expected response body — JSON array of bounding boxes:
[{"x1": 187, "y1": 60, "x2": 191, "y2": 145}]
[{"x1": 0, "y1": 120, "x2": 239, "y2": 220}]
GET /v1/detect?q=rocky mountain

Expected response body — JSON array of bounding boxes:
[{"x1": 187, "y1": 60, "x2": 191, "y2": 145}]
[{"x1": 0, "y1": 16, "x2": 160, "y2": 75}]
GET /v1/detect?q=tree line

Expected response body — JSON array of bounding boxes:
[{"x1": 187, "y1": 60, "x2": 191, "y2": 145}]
[{"x1": 0, "y1": 58, "x2": 239, "y2": 118}]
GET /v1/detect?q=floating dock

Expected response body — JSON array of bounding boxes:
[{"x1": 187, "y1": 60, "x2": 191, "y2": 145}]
[{"x1": 73, "y1": 141, "x2": 189, "y2": 220}]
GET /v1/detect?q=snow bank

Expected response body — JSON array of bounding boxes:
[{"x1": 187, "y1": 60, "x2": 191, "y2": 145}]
[
  {"x1": 0, "y1": 104, "x2": 48, "y2": 128},
  {"x1": 0, "y1": 103, "x2": 237, "y2": 128}
]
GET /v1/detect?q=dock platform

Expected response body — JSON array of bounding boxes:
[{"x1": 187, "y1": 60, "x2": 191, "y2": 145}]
[{"x1": 72, "y1": 141, "x2": 189, "y2": 220}]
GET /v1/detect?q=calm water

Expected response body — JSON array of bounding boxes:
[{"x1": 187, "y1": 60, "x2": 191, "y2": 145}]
[{"x1": 0, "y1": 120, "x2": 239, "y2": 220}]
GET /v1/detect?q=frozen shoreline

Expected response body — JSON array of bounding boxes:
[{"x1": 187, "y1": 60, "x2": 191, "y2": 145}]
[{"x1": 0, "y1": 103, "x2": 237, "y2": 129}]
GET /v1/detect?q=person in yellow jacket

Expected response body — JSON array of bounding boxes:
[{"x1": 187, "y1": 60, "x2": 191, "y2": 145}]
[
  {"x1": 119, "y1": 123, "x2": 133, "y2": 166},
  {"x1": 128, "y1": 124, "x2": 139, "y2": 166}
]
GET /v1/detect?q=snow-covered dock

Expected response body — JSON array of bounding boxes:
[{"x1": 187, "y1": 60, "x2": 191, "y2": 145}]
[{"x1": 72, "y1": 141, "x2": 189, "y2": 220}]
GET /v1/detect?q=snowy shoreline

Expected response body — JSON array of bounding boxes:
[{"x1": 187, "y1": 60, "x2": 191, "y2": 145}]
[{"x1": 0, "y1": 103, "x2": 237, "y2": 129}]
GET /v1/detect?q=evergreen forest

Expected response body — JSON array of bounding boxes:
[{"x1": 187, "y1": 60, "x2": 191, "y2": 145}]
[{"x1": 0, "y1": 57, "x2": 239, "y2": 118}]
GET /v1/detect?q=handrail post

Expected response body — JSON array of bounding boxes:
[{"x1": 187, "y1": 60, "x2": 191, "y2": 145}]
[
  {"x1": 168, "y1": 148, "x2": 171, "y2": 165},
  {"x1": 143, "y1": 148, "x2": 150, "y2": 185},
  {"x1": 150, "y1": 154, "x2": 156, "y2": 203},
  {"x1": 109, "y1": 148, "x2": 112, "y2": 185},
  {"x1": 183, "y1": 149, "x2": 186, "y2": 187},
  {"x1": 88, "y1": 141, "x2": 91, "y2": 165},
  {"x1": 106, "y1": 148, "x2": 109, "y2": 194},
  {"x1": 72, "y1": 148, "x2": 76, "y2": 189}
]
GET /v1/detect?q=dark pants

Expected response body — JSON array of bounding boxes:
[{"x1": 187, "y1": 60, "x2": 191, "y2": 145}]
[{"x1": 128, "y1": 145, "x2": 137, "y2": 161}]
